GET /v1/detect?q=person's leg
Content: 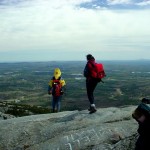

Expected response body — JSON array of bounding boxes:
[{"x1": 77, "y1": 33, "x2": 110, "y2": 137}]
[
  {"x1": 56, "y1": 96, "x2": 61, "y2": 112},
  {"x1": 52, "y1": 96, "x2": 56, "y2": 113},
  {"x1": 86, "y1": 79, "x2": 98, "y2": 105},
  {"x1": 86, "y1": 79, "x2": 98, "y2": 113}
]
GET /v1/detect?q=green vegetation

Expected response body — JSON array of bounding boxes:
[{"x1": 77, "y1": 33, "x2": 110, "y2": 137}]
[
  {"x1": 1, "y1": 103, "x2": 50, "y2": 117},
  {"x1": 0, "y1": 60, "x2": 150, "y2": 115}
]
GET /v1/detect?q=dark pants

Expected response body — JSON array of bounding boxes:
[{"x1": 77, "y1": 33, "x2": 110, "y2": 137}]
[
  {"x1": 86, "y1": 78, "x2": 98, "y2": 105},
  {"x1": 135, "y1": 121, "x2": 150, "y2": 150},
  {"x1": 135, "y1": 136, "x2": 149, "y2": 150},
  {"x1": 52, "y1": 96, "x2": 62, "y2": 112}
]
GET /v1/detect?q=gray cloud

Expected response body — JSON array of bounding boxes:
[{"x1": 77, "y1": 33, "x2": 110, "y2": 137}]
[{"x1": 0, "y1": 0, "x2": 150, "y2": 61}]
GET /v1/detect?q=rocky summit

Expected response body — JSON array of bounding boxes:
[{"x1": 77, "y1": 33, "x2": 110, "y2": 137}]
[{"x1": 0, "y1": 106, "x2": 139, "y2": 150}]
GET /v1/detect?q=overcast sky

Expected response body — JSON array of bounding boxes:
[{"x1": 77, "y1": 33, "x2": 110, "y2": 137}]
[{"x1": 0, "y1": 0, "x2": 150, "y2": 62}]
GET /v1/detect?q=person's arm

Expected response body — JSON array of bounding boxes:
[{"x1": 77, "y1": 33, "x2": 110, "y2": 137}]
[
  {"x1": 59, "y1": 79, "x2": 66, "y2": 95},
  {"x1": 48, "y1": 80, "x2": 53, "y2": 94},
  {"x1": 84, "y1": 64, "x2": 89, "y2": 77},
  {"x1": 60, "y1": 79, "x2": 66, "y2": 86}
]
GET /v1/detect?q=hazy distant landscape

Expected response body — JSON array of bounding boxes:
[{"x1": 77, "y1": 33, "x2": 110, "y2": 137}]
[{"x1": 0, "y1": 60, "x2": 150, "y2": 114}]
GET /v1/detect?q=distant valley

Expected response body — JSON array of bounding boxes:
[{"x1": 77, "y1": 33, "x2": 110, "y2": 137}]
[{"x1": 0, "y1": 60, "x2": 150, "y2": 116}]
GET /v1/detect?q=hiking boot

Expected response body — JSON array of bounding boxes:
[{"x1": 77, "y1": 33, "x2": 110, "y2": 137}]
[
  {"x1": 89, "y1": 106, "x2": 97, "y2": 114},
  {"x1": 88, "y1": 106, "x2": 92, "y2": 111}
]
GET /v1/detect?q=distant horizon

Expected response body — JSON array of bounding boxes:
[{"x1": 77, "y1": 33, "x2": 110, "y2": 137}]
[{"x1": 0, "y1": 59, "x2": 150, "y2": 63}]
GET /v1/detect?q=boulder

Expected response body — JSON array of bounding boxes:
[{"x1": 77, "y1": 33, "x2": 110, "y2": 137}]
[{"x1": 0, "y1": 106, "x2": 138, "y2": 150}]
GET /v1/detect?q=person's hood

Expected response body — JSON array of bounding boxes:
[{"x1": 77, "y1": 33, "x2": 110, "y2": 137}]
[{"x1": 54, "y1": 68, "x2": 61, "y2": 79}]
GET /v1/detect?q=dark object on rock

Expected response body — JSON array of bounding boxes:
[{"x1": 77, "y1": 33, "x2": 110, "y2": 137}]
[
  {"x1": 141, "y1": 98, "x2": 150, "y2": 104},
  {"x1": 132, "y1": 100, "x2": 150, "y2": 150},
  {"x1": 3, "y1": 116, "x2": 7, "y2": 120}
]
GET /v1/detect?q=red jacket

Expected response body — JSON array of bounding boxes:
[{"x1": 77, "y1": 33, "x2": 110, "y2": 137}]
[{"x1": 84, "y1": 59, "x2": 96, "y2": 79}]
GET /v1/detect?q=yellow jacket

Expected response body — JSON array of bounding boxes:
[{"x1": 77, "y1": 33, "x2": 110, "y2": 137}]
[{"x1": 48, "y1": 68, "x2": 66, "y2": 88}]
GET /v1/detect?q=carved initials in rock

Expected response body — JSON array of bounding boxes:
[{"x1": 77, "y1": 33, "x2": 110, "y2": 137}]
[{"x1": 63, "y1": 128, "x2": 100, "y2": 150}]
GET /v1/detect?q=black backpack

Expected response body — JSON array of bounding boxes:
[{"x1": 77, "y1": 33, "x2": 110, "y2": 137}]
[{"x1": 137, "y1": 103, "x2": 150, "y2": 117}]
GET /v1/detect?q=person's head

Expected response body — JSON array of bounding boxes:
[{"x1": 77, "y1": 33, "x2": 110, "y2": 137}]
[
  {"x1": 132, "y1": 108, "x2": 146, "y2": 123},
  {"x1": 86, "y1": 54, "x2": 95, "y2": 61},
  {"x1": 142, "y1": 98, "x2": 150, "y2": 104},
  {"x1": 54, "y1": 68, "x2": 61, "y2": 79},
  {"x1": 132, "y1": 104, "x2": 150, "y2": 123}
]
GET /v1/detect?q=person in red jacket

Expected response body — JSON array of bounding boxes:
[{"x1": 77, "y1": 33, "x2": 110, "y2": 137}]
[{"x1": 83, "y1": 54, "x2": 99, "y2": 114}]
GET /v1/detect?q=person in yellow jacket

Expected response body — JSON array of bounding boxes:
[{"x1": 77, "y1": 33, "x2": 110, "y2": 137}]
[{"x1": 48, "y1": 68, "x2": 66, "y2": 113}]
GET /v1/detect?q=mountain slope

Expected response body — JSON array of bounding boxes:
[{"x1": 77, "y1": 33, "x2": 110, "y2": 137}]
[{"x1": 0, "y1": 106, "x2": 138, "y2": 150}]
